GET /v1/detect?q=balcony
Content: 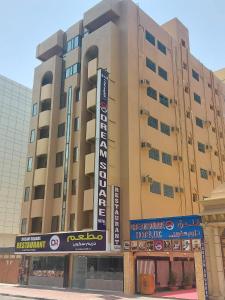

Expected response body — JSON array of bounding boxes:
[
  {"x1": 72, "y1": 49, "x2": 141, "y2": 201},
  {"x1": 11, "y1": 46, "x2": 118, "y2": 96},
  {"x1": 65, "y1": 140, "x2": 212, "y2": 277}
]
[
  {"x1": 88, "y1": 58, "x2": 97, "y2": 80},
  {"x1": 39, "y1": 110, "x2": 51, "y2": 128},
  {"x1": 83, "y1": 189, "x2": 94, "y2": 211},
  {"x1": 86, "y1": 119, "x2": 96, "y2": 142},
  {"x1": 36, "y1": 138, "x2": 49, "y2": 156},
  {"x1": 31, "y1": 199, "x2": 44, "y2": 218},
  {"x1": 41, "y1": 84, "x2": 52, "y2": 101},
  {"x1": 85, "y1": 153, "x2": 95, "y2": 175},
  {"x1": 34, "y1": 168, "x2": 47, "y2": 186},
  {"x1": 87, "y1": 88, "x2": 96, "y2": 112}
]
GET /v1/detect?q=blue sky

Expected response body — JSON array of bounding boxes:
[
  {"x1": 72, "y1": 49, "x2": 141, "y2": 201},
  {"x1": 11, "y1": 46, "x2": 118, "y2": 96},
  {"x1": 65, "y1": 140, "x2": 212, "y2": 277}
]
[{"x1": 0, "y1": 0, "x2": 225, "y2": 88}]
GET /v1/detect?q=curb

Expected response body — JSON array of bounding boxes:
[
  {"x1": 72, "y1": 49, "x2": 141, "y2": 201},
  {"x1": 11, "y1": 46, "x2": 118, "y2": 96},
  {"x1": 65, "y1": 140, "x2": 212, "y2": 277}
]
[{"x1": 0, "y1": 293, "x2": 57, "y2": 300}]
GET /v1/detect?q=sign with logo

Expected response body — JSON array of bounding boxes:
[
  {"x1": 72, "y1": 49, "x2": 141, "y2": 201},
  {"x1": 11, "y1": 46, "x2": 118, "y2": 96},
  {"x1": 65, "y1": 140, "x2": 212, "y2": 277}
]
[
  {"x1": 111, "y1": 186, "x2": 121, "y2": 250},
  {"x1": 93, "y1": 68, "x2": 109, "y2": 231},
  {"x1": 15, "y1": 231, "x2": 106, "y2": 254},
  {"x1": 130, "y1": 215, "x2": 203, "y2": 241}
]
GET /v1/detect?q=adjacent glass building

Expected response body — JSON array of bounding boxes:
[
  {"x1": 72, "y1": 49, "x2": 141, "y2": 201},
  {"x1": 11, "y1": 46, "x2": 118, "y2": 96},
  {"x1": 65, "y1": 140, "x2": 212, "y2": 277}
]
[{"x1": 0, "y1": 74, "x2": 31, "y2": 248}]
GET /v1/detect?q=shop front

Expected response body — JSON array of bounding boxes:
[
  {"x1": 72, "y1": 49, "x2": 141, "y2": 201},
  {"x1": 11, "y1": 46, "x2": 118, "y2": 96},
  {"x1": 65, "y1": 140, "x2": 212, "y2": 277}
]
[
  {"x1": 15, "y1": 230, "x2": 124, "y2": 291},
  {"x1": 123, "y1": 215, "x2": 208, "y2": 299}
]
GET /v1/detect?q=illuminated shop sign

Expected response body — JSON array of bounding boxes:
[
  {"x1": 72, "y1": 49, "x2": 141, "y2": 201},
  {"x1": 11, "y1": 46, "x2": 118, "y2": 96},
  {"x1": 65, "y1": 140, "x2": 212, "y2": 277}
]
[
  {"x1": 111, "y1": 186, "x2": 121, "y2": 250},
  {"x1": 130, "y1": 215, "x2": 203, "y2": 241},
  {"x1": 94, "y1": 68, "x2": 109, "y2": 231},
  {"x1": 15, "y1": 231, "x2": 106, "y2": 254}
]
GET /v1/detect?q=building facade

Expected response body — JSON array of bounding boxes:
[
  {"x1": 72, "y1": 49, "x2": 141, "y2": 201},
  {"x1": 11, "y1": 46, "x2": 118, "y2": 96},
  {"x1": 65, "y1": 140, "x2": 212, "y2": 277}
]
[
  {"x1": 0, "y1": 74, "x2": 31, "y2": 282},
  {"x1": 17, "y1": 0, "x2": 225, "y2": 297}
]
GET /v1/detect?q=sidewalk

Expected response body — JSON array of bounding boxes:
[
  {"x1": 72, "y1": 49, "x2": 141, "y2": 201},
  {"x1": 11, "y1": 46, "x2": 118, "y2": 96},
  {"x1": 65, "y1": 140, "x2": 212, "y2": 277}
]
[
  {"x1": 0, "y1": 284, "x2": 173, "y2": 300},
  {"x1": 0, "y1": 284, "x2": 198, "y2": 300}
]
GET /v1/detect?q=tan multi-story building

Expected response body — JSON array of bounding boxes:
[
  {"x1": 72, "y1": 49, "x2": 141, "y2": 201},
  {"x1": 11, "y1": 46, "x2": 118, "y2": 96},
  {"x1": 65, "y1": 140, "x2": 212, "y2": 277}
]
[{"x1": 17, "y1": 0, "x2": 225, "y2": 297}]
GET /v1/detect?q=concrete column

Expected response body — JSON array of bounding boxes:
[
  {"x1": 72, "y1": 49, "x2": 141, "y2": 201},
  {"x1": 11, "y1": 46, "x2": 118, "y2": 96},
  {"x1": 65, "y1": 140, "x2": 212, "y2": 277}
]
[
  {"x1": 213, "y1": 227, "x2": 225, "y2": 298},
  {"x1": 124, "y1": 252, "x2": 135, "y2": 295},
  {"x1": 194, "y1": 250, "x2": 206, "y2": 300}
]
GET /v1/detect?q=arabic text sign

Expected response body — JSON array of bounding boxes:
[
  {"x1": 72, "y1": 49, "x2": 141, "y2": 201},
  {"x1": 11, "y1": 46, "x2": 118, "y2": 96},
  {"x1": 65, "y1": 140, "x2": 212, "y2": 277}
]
[
  {"x1": 130, "y1": 215, "x2": 203, "y2": 241},
  {"x1": 15, "y1": 231, "x2": 106, "y2": 253}
]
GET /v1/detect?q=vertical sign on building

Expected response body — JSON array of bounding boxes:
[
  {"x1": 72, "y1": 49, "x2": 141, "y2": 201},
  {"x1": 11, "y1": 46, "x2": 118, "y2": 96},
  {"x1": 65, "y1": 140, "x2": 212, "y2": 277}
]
[
  {"x1": 111, "y1": 186, "x2": 121, "y2": 250},
  {"x1": 93, "y1": 69, "x2": 109, "y2": 231},
  {"x1": 201, "y1": 238, "x2": 209, "y2": 300}
]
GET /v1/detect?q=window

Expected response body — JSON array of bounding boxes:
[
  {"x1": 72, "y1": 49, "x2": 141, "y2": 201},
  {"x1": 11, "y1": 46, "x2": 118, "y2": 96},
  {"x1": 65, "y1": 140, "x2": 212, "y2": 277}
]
[
  {"x1": 75, "y1": 88, "x2": 80, "y2": 102},
  {"x1": 146, "y1": 57, "x2": 156, "y2": 72},
  {"x1": 71, "y1": 179, "x2": 77, "y2": 195},
  {"x1": 149, "y1": 148, "x2": 160, "y2": 161},
  {"x1": 39, "y1": 126, "x2": 49, "y2": 139},
  {"x1": 160, "y1": 122, "x2": 170, "y2": 136},
  {"x1": 73, "y1": 147, "x2": 78, "y2": 162},
  {"x1": 157, "y1": 40, "x2": 167, "y2": 55},
  {"x1": 200, "y1": 168, "x2": 208, "y2": 179},
  {"x1": 198, "y1": 142, "x2": 205, "y2": 153},
  {"x1": 36, "y1": 155, "x2": 47, "y2": 169},
  {"x1": 145, "y1": 30, "x2": 155, "y2": 46},
  {"x1": 158, "y1": 66, "x2": 168, "y2": 80},
  {"x1": 58, "y1": 123, "x2": 65, "y2": 137},
  {"x1": 56, "y1": 151, "x2": 63, "y2": 167},
  {"x1": 148, "y1": 116, "x2": 158, "y2": 129},
  {"x1": 27, "y1": 157, "x2": 33, "y2": 172},
  {"x1": 69, "y1": 214, "x2": 75, "y2": 231},
  {"x1": 32, "y1": 103, "x2": 38, "y2": 116},
  {"x1": 24, "y1": 187, "x2": 30, "y2": 202},
  {"x1": 66, "y1": 35, "x2": 81, "y2": 53},
  {"x1": 150, "y1": 181, "x2": 161, "y2": 194},
  {"x1": 40, "y1": 99, "x2": 51, "y2": 112},
  {"x1": 74, "y1": 117, "x2": 80, "y2": 131},
  {"x1": 147, "y1": 87, "x2": 157, "y2": 100},
  {"x1": 192, "y1": 69, "x2": 199, "y2": 81},
  {"x1": 196, "y1": 117, "x2": 204, "y2": 128},
  {"x1": 65, "y1": 63, "x2": 81, "y2": 78},
  {"x1": 60, "y1": 93, "x2": 66, "y2": 109},
  {"x1": 54, "y1": 183, "x2": 62, "y2": 198},
  {"x1": 159, "y1": 93, "x2": 169, "y2": 107},
  {"x1": 30, "y1": 129, "x2": 35, "y2": 143},
  {"x1": 21, "y1": 218, "x2": 27, "y2": 234},
  {"x1": 34, "y1": 185, "x2": 45, "y2": 200},
  {"x1": 163, "y1": 184, "x2": 174, "y2": 198},
  {"x1": 51, "y1": 216, "x2": 59, "y2": 232},
  {"x1": 31, "y1": 217, "x2": 42, "y2": 233},
  {"x1": 162, "y1": 152, "x2": 172, "y2": 165},
  {"x1": 194, "y1": 93, "x2": 201, "y2": 104}
]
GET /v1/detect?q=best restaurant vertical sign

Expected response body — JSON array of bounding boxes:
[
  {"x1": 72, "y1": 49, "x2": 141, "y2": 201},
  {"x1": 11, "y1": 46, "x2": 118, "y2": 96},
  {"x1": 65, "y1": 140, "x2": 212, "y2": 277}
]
[
  {"x1": 111, "y1": 186, "x2": 121, "y2": 250},
  {"x1": 94, "y1": 69, "x2": 109, "y2": 231}
]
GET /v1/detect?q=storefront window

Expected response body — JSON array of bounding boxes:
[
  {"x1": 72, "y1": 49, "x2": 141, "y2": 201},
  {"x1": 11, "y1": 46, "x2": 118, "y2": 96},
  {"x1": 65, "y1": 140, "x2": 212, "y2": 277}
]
[
  {"x1": 29, "y1": 256, "x2": 65, "y2": 287},
  {"x1": 72, "y1": 256, "x2": 123, "y2": 291}
]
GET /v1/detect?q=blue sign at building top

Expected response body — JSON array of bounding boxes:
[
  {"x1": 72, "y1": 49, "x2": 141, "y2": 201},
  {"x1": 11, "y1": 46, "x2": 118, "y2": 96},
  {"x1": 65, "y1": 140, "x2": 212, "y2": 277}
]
[{"x1": 130, "y1": 215, "x2": 203, "y2": 241}]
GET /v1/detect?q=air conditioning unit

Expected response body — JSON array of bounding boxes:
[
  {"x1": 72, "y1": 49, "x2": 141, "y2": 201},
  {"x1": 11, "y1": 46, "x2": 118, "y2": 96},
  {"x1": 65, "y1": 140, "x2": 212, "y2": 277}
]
[
  {"x1": 206, "y1": 144, "x2": 213, "y2": 151},
  {"x1": 208, "y1": 170, "x2": 216, "y2": 177},
  {"x1": 184, "y1": 86, "x2": 190, "y2": 93},
  {"x1": 192, "y1": 193, "x2": 199, "y2": 202},
  {"x1": 217, "y1": 175, "x2": 222, "y2": 181},
  {"x1": 141, "y1": 142, "x2": 151, "y2": 149},
  {"x1": 190, "y1": 164, "x2": 196, "y2": 172},
  {"x1": 175, "y1": 187, "x2": 184, "y2": 193},
  {"x1": 204, "y1": 120, "x2": 211, "y2": 128},
  {"x1": 169, "y1": 99, "x2": 178, "y2": 107},
  {"x1": 171, "y1": 126, "x2": 179, "y2": 133},
  {"x1": 182, "y1": 62, "x2": 188, "y2": 70},
  {"x1": 214, "y1": 151, "x2": 219, "y2": 156},
  {"x1": 140, "y1": 79, "x2": 150, "y2": 86},
  {"x1": 140, "y1": 108, "x2": 150, "y2": 116},
  {"x1": 173, "y1": 155, "x2": 182, "y2": 161},
  {"x1": 142, "y1": 175, "x2": 152, "y2": 183}
]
